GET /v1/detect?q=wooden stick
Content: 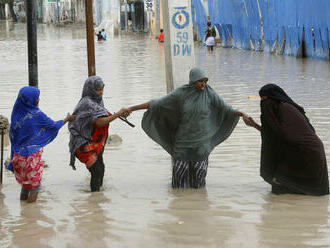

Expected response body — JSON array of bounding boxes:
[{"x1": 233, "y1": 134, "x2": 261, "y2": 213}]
[{"x1": 0, "y1": 130, "x2": 4, "y2": 184}]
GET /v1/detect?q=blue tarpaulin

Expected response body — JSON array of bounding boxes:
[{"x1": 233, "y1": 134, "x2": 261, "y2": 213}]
[{"x1": 192, "y1": 0, "x2": 330, "y2": 59}]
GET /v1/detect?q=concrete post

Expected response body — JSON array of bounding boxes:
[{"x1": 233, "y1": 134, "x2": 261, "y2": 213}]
[{"x1": 162, "y1": 0, "x2": 195, "y2": 93}]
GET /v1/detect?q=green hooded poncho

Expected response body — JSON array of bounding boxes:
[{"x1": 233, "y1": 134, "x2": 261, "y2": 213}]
[{"x1": 142, "y1": 69, "x2": 239, "y2": 162}]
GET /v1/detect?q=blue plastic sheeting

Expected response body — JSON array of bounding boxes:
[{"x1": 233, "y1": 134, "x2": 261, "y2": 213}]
[
  {"x1": 191, "y1": 0, "x2": 208, "y2": 41},
  {"x1": 192, "y1": 0, "x2": 330, "y2": 59}
]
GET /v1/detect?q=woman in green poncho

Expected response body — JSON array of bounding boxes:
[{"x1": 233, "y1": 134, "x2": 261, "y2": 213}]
[{"x1": 128, "y1": 67, "x2": 244, "y2": 188}]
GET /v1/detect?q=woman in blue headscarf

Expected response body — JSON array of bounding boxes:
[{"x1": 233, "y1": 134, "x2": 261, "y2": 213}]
[
  {"x1": 127, "y1": 67, "x2": 244, "y2": 188},
  {"x1": 9, "y1": 86, "x2": 75, "y2": 203}
]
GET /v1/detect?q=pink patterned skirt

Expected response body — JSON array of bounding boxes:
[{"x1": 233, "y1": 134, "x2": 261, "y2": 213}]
[{"x1": 12, "y1": 148, "x2": 44, "y2": 190}]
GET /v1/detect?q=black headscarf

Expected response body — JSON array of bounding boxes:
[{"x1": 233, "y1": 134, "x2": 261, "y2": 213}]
[
  {"x1": 259, "y1": 84, "x2": 306, "y2": 114},
  {"x1": 259, "y1": 83, "x2": 315, "y2": 132}
]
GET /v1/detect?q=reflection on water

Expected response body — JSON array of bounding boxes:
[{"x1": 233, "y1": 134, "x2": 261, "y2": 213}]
[
  {"x1": 1, "y1": 21, "x2": 330, "y2": 247},
  {"x1": 67, "y1": 193, "x2": 116, "y2": 247},
  {"x1": 258, "y1": 195, "x2": 329, "y2": 248},
  {"x1": 152, "y1": 189, "x2": 233, "y2": 248},
  {"x1": 10, "y1": 202, "x2": 55, "y2": 248}
]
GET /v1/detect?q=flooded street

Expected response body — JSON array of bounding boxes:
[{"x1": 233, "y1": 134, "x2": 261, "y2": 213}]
[{"x1": 1, "y1": 21, "x2": 330, "y2": 248}]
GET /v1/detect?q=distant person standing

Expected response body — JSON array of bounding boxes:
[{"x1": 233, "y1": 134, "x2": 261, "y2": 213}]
[
  {"x1": 96, "y1": 31, "x2": 103, "y2": 41},
  {"x1": 101, "y1": 29, "x2": 107, "y2": 40},
  {"x1": 205, "y1": 22, "x2": 216, "y2": 52},
  {"x1": 158, "y1": 29, "x2": 164, "y2": 43}
]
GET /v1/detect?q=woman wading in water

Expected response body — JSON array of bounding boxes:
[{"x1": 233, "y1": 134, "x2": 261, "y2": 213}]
[
  {"x1": 9, "y1": 86, "x2": 75, "y2": 202},
  {"x1": 243, "y1": 84, "x2": 329, "y2": 195},
  {"x1": 127, "y1": 67, "x2": 244, "y2": 188},
  {"x1": 69, "y1": 76, "x2": 130, "y2": 192}
]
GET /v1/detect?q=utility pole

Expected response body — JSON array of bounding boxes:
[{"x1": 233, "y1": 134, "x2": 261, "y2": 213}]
[
  {"x1": 162, "y1": 0, "x2": 195, "y2": 92},
  {"x1": 56, "y1": 0, "x2": 60, "y2": 23},
  {"x1": 26, "y1": 0, "x2": 38, "y2": 87},
  {"x1": 124, "y1": 0, "x2": 128, "y2": 30},
  {"x1": 85, "y1": 0, "x2": 96, "y2": 76}
]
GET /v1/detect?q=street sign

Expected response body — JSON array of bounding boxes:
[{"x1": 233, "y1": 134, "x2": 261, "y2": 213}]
[{"x1": 162, "y1": 0, "x2": 195, "y2": 91}]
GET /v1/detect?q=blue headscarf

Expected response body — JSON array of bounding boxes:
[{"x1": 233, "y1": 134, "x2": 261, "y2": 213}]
[{"x1": 7, "y1": 86, "x2": 64, "y2": 171}]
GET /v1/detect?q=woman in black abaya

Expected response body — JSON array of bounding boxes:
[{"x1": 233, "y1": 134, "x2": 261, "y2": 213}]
[{"x1": 243, "y1": 84, "x2": 329, "y2": 195}]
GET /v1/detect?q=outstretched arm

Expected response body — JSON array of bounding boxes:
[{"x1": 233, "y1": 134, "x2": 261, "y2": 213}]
[
  {"x1": 93, "y1": 108, "x2": 130, "y2": 128},
  {"x1": 63, "y1": 113, "x2": 75, "y2": 125},
  {"x1": 243, "y1": 115, "x2": 261, "y2": 131},
  {"x1": 128, "y1": 101, "x2": 150, "y2": 112}
]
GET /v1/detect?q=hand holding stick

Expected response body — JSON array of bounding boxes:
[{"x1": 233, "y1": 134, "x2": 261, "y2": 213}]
[{"x1": 114, "y1": 108, "x2": 135, "y2": 128}]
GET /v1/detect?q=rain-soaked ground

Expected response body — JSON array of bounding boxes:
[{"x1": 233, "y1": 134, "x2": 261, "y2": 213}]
[{"x1": 1, "y1": 21, "x2": 330, "y2": 248}]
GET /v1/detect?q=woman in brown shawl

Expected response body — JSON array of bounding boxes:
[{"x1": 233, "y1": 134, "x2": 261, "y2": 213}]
[{"x1": 243, "y1": 84, "x2": 329, "y2": 195}]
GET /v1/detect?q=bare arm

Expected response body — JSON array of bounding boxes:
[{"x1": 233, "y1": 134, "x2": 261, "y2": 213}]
[
  {"x1": 93, "y1": 108, "x2": 130, "y2": 128},
  {"x1": 236, "y1": 111, "x2": 245, "y2": 117},
  {"x1": 63, "y1": 113, "x2": 75, "y2": 125},
  {"x1": 128, "y1": 101, "x2": 150, "y2": 112},
  {"x1": 243, "y1": 115, "x2": 261, "y2": 131}
]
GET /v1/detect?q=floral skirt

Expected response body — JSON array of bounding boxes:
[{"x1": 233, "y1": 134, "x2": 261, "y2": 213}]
[{"x1": 12, "y1": 148, "x2": 44, "y2": 190}]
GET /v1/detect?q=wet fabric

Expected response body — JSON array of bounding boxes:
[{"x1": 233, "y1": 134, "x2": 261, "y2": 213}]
[
  {"x1": 259, "y1": 84, "x2": 307, "y2": 117},
  {"x1": 189, "y1": 67, "x2": 208, "y2": 84},
  {"x1": 259, "y1": 96, "x2": 329, "y2": 195},
  {"x1": 259, "y1": 83, "x2": 315, "y2": 132},
  {"x1": 88, "y1": 154, "x2": 105, "y2": 192},
  {"x1": 142, "y1": 84, "x2": 239, "y2": 162},
  {"x1": 75, "y1": 121, "x2": 109, "y2": 168},
  {"x1": 172, "y1": 159, "x2": 208, "y2": 188},
  {"x1": 21, "y1": 185, "x2": 40, "y2": 195},
  {"x1": 12, "y1": 148, "x2": 44, "y2": 190},
  {"x1": 69, "y1": 76, "x2": 109, "y2": 167},
  {"x1": 8, "y1": 86, "x2": 64, "y2": 171}
]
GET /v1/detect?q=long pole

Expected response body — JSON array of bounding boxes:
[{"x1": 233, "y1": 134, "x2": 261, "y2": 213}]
[
  {"x1": 26, "y1": 0, "x2": 38, "y2": 87},
  {"x1": 85, "y1": 0, "x2": 96, "y2": 76},
  {"x1": 0, "y1": 130, "x2": 4, "y2": 184},
  {"x1": 124, "y1": 0, "x2": 128, "y2": 30},
  {"x1": 56, "y1": 0, "x2": 60, "y2": 23}
]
